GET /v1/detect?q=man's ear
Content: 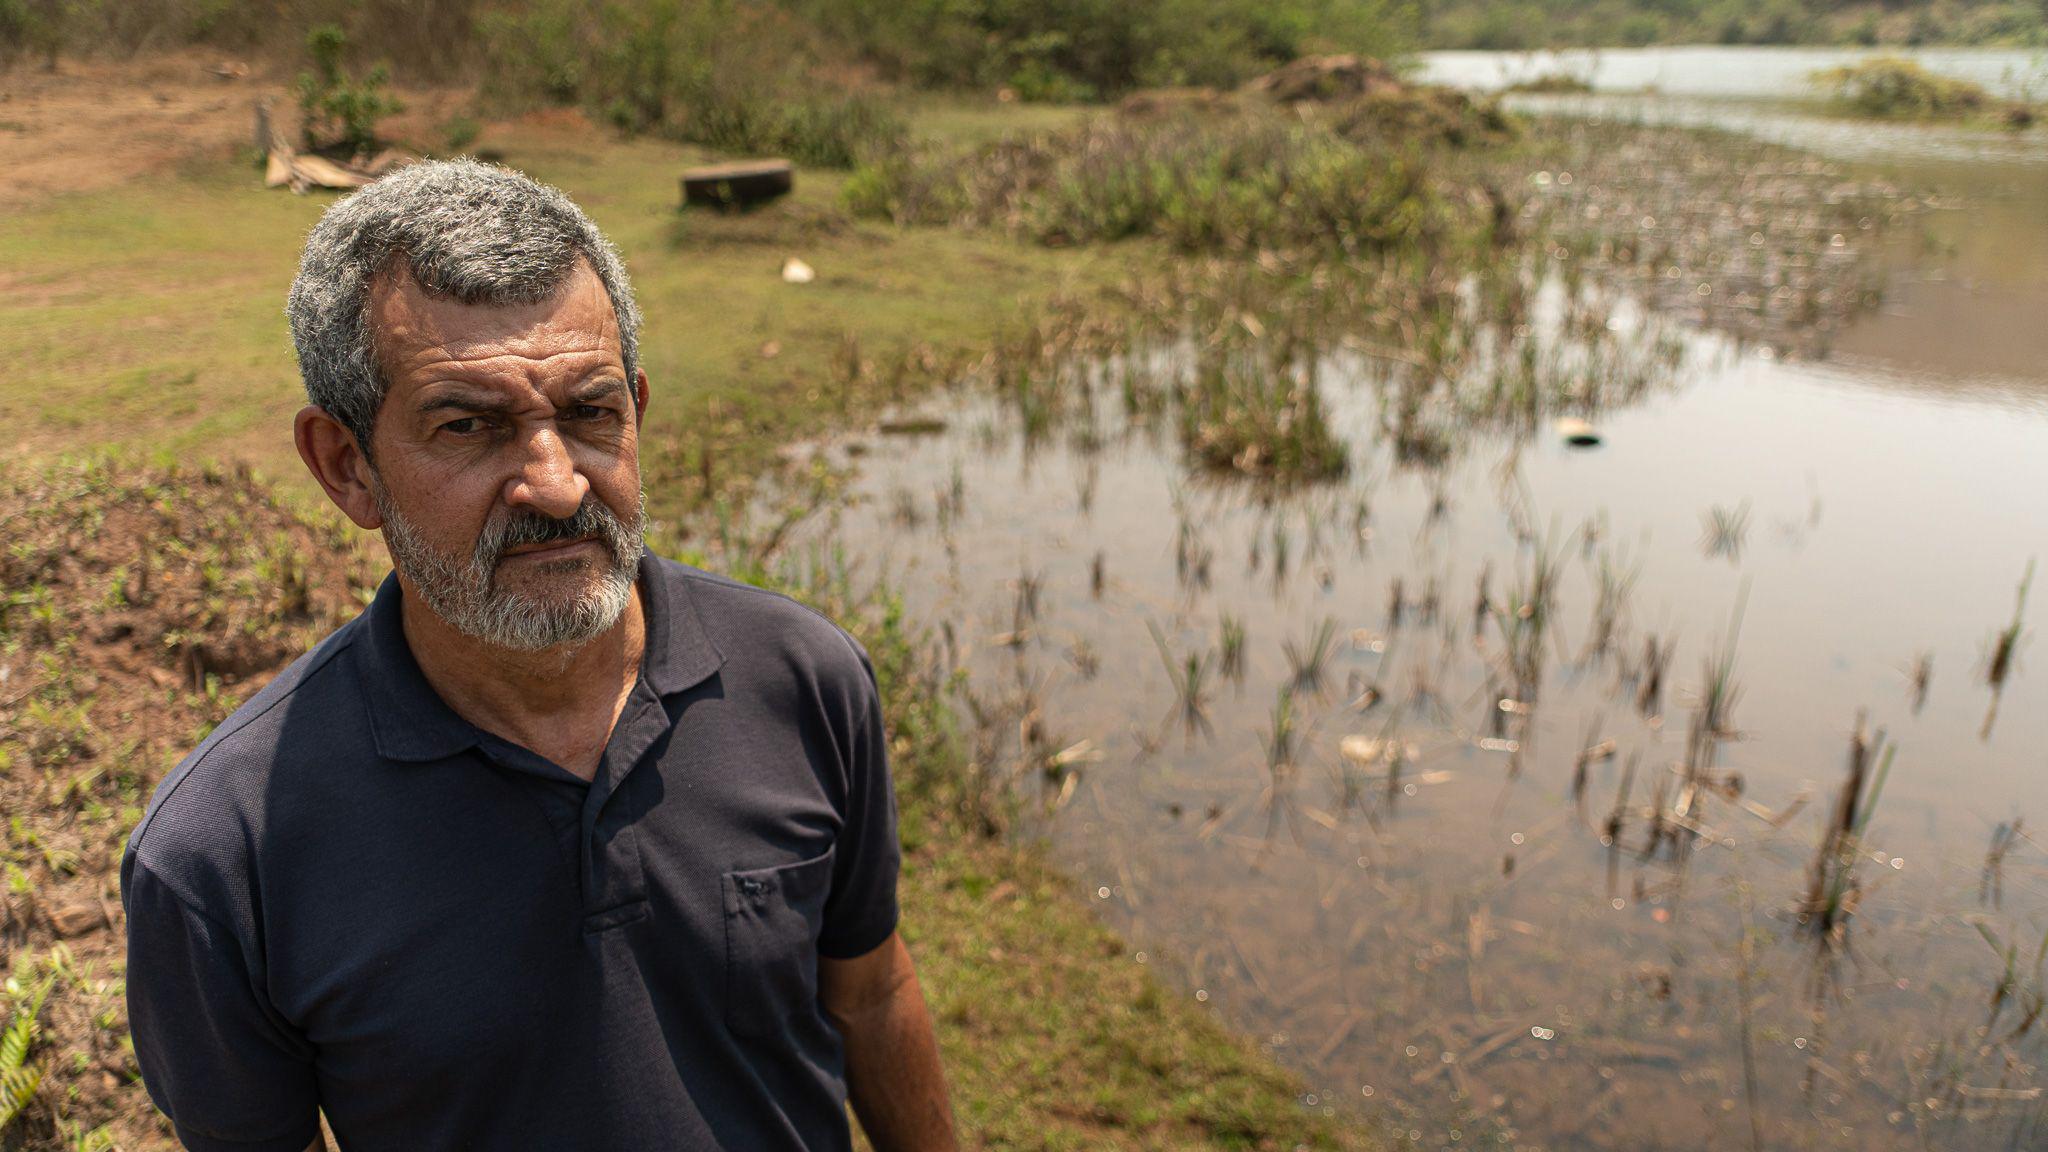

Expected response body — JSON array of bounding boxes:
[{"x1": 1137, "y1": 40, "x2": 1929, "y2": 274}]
[
  {"x1": 632, "y1": 367, "x2": 650, "y2": 429},
  {"x1": 294, "y1": 405, "x2": 384, "y2": 530}
]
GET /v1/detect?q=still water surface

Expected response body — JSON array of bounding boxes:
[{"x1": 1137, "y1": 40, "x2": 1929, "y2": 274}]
[{"x1": 805, "y1": 56, "x2": 2048, "y2": 1150}]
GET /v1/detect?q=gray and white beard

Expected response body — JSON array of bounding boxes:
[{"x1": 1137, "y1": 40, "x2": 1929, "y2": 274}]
[{"x1": 373, "y1": 482, "x2": 646, "y2": 653}]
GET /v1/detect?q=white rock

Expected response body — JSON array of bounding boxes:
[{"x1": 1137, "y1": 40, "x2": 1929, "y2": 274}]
[{"x1": 781, "y1": 257, "x2": 816, "y2": 284}]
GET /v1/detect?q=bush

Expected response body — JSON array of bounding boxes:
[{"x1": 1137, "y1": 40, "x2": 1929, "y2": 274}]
[
  {"x1": 1953, "y1": 2, "x2": 2047, "y2": 44},
  {"x1": 295, "y1": 24, "x2": 404, "y2": 155},
  {"x1": 779, "y1": 0, "x2": 1413, "y2": 99},
  {"x1": 0, "y1": 0, "x2": 63, "y2": 68},
  {"x1": 481, "y1": 0, "x2": 904, "y2": 167},
  {"x1": 846, "y1": 103, "x2": 1461, "y2": 256},
  {"x1": 1618, "y1": 13, "x2": 1665, "y2": 44},
  {"x1": 1814, "y1": 56, "x2": 1993, "y2": 118}
]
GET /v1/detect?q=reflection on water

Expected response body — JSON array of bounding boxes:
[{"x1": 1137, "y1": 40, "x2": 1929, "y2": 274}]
[
  {"x1": 1505, "y1": 91, "x2": 2048, "y2": 167},
  {"x1": 1416, "y1": 46, "x2": 2048, "y2": 101},
  {"x1": 784, "y1": 60, "x2": 2046, "y2": 1151},
  {"x1": 799, "y1": 297, "x2": 2046, "y2": 1146}
]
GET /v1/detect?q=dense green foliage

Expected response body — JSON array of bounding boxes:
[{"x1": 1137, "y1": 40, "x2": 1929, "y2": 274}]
[
  {"x1": 0, "y1": 0, "x2": 1411, "y2": 99},
  {"x1": 476, "y1": 0, "x2": 904, "y2": 167},
  {"x1": 780, "y1": 0, "x2": 1414, "y2": 99},
  {"x1": 0, "y1": 0, "x2": 1417, "y2": 166},
  {"x1": 1418, "y1": 0, "x2": 2048, "y2": 49}
]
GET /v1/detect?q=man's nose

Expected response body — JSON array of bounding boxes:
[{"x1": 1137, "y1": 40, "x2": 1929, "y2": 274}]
[{"x1": 504, "y1": 426, "x2": 590, "y2": 520}]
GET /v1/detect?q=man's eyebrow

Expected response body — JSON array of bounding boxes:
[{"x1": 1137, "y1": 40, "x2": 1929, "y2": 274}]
[
  {"x1": 416, "y1": 390, "x2": 515, "y2": 416},
  {"x1": 566, "y1": 378, "x2": 630, "y2": 404}
]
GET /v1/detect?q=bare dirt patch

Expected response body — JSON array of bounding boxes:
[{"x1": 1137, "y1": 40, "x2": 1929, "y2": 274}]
[
  {"x1": 0, "y1": 457, "x2": 378, "y2": 1149},
  {"x1": 0, "y1": 51, "x2": 471, "y2": 210}
]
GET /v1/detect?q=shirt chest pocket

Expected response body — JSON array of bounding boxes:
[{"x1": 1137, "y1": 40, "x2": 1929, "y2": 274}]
[{"x1": 722, "y1": 847, "x2": 835, "y2": 1039}]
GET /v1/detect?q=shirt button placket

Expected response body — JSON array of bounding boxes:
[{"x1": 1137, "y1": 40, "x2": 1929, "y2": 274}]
[{"x1": 579, "y1": 691, "x2": 663, "y2": 929}]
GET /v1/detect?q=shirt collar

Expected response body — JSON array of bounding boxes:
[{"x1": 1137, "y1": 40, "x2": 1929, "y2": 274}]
[
  {"x1": 355, "y1": 552, "x2": 724, "y2": 764},
  {"x1": 636, "y1": 551, "x2": 725, "y2": 697}
]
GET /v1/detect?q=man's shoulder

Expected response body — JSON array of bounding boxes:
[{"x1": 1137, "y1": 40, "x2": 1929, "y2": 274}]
[
  {"x1": 124, "y1": 615, "x2": 369, "y2": 907},
  {"x1": 654, "y1": 555, "x2": 875, "y2": 682}
]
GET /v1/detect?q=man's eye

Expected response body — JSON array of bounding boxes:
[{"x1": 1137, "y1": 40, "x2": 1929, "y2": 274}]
[
  {"x1": 441, "y1": 417, "x2": 485, "y2": 435},
  {"x1": 570, "y1": 404, "x2": 612, "y2": 421}
]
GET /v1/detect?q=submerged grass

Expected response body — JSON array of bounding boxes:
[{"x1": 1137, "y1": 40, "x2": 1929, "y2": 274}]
[
  {"x1": 1799, "y1": 712, "x2": 1895, "y2": 943},
  {"x1": 1985, "y1": 557, "x2": 2034, "y2": 690},
  {"x1": 1282, "y1": 617, "x2": 1341, "y2": 697},
  {"x1": 1981, "y1": 557, "x2": 2033, "y2": 738},
  {"x1": 1149, "y1": 620, "x2": 1218, "y2": 742},
  {"x1": 1179, "y1": 357, "x2": 1350, "y2": 484}
]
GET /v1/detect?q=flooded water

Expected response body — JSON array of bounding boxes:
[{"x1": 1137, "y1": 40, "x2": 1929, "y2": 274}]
[
  {"x1": 1416, "y1": 46, "x2": 2047, "y2": 100},
  {"x1": 790, "y1": 61, "x2": 2048, "y2": 1151}
]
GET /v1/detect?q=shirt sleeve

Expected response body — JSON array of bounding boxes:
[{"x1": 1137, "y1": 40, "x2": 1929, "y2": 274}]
[
  {"x1": 123, "y1": 858, "x2": 322, "y2": 1152},
  {"x1": 817, "y1": 648, "x2": 902, "y2": 959}
]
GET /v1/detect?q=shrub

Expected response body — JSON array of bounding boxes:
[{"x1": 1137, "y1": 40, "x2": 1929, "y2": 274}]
[
  {"x1": 0, "y1": 0, "x2": 63, "y2": 68},
  {"x1": 294, "y1": 24, "x2": 404, "y2": 155},
  {"x1": 1814, "y1": 56, "x2": 1993, "y2": 119},
  {"x1": 846, "y1": 103, "x2": 1461, "y2": 256},
  {"x1": 779, "y1": 0, "x2": 1414, "y2": 98},
  {"x1": 441, "y1": 115, "x2": 483, "y2": 153},
  {"x1": 481, "y1": 0, "x2": 904, "y2": 168}
]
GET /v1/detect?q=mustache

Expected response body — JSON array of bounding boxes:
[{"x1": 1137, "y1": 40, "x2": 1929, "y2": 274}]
[{"x1": 477, "y1": 497, "x2": 638, "y2": 570}]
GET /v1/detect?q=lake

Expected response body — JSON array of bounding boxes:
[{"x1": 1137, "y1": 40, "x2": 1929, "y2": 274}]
[{"x1": 788, "y1": 51, "x2": 2048, "y2": 1151}]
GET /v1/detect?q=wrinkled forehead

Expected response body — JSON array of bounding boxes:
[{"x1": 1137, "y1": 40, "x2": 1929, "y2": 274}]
[{"x1": 367, "y1": 255, "x2": 624, "y2": 390}]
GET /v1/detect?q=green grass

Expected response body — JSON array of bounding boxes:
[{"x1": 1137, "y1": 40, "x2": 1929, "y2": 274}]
[{"x1": 0, "y1": 112, "x2": 1134, "y2": 516}]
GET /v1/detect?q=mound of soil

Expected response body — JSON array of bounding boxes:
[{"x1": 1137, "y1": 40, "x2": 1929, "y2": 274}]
[
  {"x1": 0, "y1": 457, "x2": 377, "y2": 1149},
  {"x1": 1241, "y1": 53, "x2": 1402, "y2": 105}
]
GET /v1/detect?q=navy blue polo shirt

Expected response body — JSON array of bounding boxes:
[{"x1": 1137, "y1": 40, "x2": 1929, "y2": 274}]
[{"x1": 120, "y1": 554, "x2": 901, "y2": 1152}]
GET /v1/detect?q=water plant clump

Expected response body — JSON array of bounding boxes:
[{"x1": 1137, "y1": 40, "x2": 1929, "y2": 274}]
[
  {"x1": 1178, "y1": 357, "x2": 1349, "y2": 483},
  {"x1": 1981, "y1": 557, "x2": 2033, "y2": 737},
  {"x1": 1981, "y1": 817, "x2": 2025, "y2": 909},
  {"x1": 1799, "y1": 712, "x2": 1895, "y2": 943},
  {"x1": 1218, "y1": 613, "x2": 1248, "y2": 683},
  {"x1": 1584, "y1": 547, "x2": 1640, "y2": 660},
  {"x1": 1281, "y1": 617, "x2": 1341, "y2": 698},
  {"x1": 1149, "y1": 620, "x2": 1217, "y2": 741},
  {"x1": 1813, "y1": 57, "x2": 2000, "y2": 121},
  {"x1": 1985, "y1": 557, "x2": 2033, "y2": 690},
  {"x1": 1700, "y1": 499, "x2": 1752, "y2": 563}
]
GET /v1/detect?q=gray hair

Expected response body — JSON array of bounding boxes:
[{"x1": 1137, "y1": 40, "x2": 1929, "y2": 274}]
[{"x1": 285, "y1": 159, "x2": 643, "y2": 453}]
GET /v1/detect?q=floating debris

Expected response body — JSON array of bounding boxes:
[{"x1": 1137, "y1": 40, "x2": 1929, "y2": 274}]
[{"x1": 1556, "y1": 416, "x2": 1602, "y2": 447}]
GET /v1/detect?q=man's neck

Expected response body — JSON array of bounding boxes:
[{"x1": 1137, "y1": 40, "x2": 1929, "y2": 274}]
[{"x1": 398, "y1": 579, "x2": 647, "y2": 782}]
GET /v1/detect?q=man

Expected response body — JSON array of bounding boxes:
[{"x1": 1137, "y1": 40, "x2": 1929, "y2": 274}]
[{"x1": 120, "y1": 160, "x2": 959, "y2": 1152}]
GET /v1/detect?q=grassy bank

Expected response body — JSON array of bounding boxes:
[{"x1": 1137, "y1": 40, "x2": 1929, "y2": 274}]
[
  {"x1": 0, "y1": 102, "x2": 1120, "y2": 517},
  {"x1": 0, "y1": 94, "x2": 1380, "y2": 1150}
]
